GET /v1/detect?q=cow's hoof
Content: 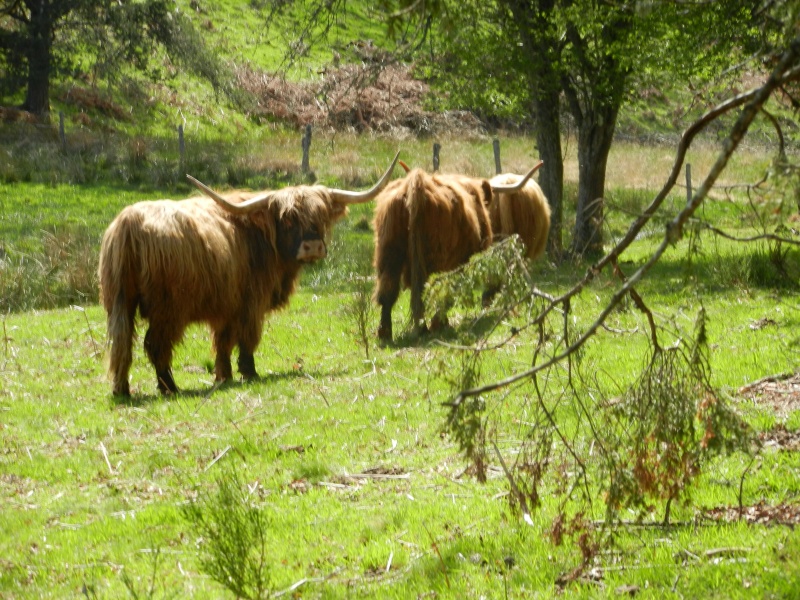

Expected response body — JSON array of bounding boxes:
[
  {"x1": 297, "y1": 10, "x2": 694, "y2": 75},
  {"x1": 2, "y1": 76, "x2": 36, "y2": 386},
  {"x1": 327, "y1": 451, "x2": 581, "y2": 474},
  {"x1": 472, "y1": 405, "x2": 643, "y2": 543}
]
[
  {"x1": 429, "y1": 315, "x2": 449, "y2": 332},
  {"x1": 238, "y1": 354, "x2": 257, "y2": 380},
  {"x1": 377, "y1": 325, "x2": 392, "y2": 342},
  {"x1": 481, "y1": 288, "x2": 498, "y2": 308},
  {"x1": 157, "y1": 370, "x2": 179, "y2": 395}
]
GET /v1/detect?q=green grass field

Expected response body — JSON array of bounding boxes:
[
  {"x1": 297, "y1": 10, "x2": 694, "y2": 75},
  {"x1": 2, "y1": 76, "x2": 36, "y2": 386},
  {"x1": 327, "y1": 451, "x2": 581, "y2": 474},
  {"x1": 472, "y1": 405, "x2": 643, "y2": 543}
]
[
  {"x1": 2, "y1": 0, "x2": 799, "y2": 595},
  {"x1": 2, "y1": 132, "x2": 800, "y2": 597}
]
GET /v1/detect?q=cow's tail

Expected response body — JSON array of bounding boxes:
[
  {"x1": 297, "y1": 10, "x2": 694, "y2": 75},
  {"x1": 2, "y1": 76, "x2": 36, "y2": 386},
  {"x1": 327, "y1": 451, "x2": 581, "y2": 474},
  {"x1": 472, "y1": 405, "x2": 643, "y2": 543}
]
[
  {"x1": 406, "y1": 170, "x2": 428, "y2": 327},
  {"x1": 98, "y1": 214, "x2": 139, "y2": 395}
]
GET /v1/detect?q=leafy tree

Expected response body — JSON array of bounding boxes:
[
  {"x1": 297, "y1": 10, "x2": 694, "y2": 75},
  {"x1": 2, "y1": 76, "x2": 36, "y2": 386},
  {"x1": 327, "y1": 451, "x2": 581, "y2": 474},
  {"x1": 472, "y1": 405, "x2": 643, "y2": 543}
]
[
  {"x1": 0, "y1": 0, "x2": 232, "y2": 116},
  {"x1": 360, "y1": 0, "x2": 771, "y2": 256},
  {"x1": 418, "y1": 0, "x2": 566, "y2": 256}
]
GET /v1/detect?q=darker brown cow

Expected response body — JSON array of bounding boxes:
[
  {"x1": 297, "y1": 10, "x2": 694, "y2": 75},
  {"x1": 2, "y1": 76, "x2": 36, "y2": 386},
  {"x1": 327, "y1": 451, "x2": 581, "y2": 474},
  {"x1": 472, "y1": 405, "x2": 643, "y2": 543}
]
[
  {"x1": 372, "y1": 165, "x2": 537, "y2": 341},
  {"x1": 399, "y1": 160, "x2": 549, "y2": 260},
  {"x1": 98, "y1": 153, "x2": 398, "y2": 395}
]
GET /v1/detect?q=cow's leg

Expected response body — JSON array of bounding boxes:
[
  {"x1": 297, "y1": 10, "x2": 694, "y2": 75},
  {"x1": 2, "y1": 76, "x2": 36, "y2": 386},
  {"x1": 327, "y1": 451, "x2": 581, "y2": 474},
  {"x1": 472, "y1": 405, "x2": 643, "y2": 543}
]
[
  {"x1": 375, "y1": 276, "x2": 400, "y2": 341},
  {"x1": 481, "y1": 286, "x2": 499, "y2": 307},
  {"x1": 410, "y1": 284, "x2": 427, "y2": 336},
  {"x1": 429, "y1": 295, "x2": 453, "y2": 333},
  {"x1": 429, "y1": 312, "x2": 450, "y2": 332},
  {"x1": 237, "y1": 347, "x2": 258, "y2": 380},
  {"x1": 374, "y1": 249, "x2": 406, "y2": 341},
  {"x1": 143, "y1": 324, "x2": 180, "y2": 394},
  {"x1": 107, "y1": 291, "x2": 137, "y2": 396},
  {"x1": 237, "y1": 326, "x2": 261, "y2": 380},
  {"x1": 212, "y1": 327, "x2": 236, "y2": 383}
]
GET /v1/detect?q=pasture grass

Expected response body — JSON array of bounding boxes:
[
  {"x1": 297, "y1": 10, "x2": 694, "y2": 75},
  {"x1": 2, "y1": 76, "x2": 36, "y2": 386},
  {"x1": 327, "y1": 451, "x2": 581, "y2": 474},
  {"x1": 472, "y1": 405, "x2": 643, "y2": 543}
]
[
  {"x1": 2, "y1": 258, "x2": 799, "y2": 597},
  {"x1": 2, "y1": 134, "x2": 800, "y2": 597}
]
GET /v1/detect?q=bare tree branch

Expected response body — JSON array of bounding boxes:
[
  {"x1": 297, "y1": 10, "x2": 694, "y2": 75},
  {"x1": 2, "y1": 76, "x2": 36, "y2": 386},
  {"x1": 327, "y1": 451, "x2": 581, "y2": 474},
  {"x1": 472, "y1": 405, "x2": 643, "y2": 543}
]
[
  {"x1": 700, "y1": 225, "x2": 800, "y2": 246},
  {"x1": 448, "y1": 38, "x2": 800, "y2": 407}
]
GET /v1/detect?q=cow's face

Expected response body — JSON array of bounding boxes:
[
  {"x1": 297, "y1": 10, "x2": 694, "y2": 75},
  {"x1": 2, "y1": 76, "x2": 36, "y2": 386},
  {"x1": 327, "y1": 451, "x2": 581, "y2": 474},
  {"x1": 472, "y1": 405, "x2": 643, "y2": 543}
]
[{"x1": 276, "y1": 216, "x2": 327, "y2": 263}]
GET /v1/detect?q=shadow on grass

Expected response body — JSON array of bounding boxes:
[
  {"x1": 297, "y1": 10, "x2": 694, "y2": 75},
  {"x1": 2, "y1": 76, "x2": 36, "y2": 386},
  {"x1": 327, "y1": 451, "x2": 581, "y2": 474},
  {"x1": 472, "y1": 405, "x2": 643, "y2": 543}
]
[
  {"x1": 109, "y1": 365, "x2": 342, "y2": 407},
  {"x1": 376, "y1": 312, "x2": 505, "y2": 350}
]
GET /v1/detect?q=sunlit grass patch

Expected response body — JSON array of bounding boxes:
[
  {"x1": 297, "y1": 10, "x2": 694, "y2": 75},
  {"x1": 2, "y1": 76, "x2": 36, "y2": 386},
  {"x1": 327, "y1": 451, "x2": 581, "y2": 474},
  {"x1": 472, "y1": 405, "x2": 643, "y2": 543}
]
[{"x1": 1, "y1": 132, "x2": 799, "y2": 597}]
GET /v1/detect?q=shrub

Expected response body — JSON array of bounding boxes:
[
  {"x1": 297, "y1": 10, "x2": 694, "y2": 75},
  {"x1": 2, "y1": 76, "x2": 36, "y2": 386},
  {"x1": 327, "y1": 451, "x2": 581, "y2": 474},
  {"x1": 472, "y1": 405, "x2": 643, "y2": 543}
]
[{"x1": 182, "y1": 468, "x2": 273, "y2": 600}]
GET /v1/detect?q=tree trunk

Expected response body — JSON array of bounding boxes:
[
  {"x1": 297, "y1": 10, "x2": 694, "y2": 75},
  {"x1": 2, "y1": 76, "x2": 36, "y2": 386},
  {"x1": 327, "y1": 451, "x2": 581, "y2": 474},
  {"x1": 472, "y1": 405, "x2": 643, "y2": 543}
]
[
  {"x1": 570, "y1": 110, "x2": 617, "y2": 256},
  {"x1": 534, "y1": 94, "x2": 563, "y2": 258},
  {"x1": 562, "y1": 8, "x2": 631, "y2": 258},
  {"x1": 505, "y1": 0, "x2": 564, "y2": 259},
  {"x1": 21, "y1": 1, "x2": 55, "y2": 116}
]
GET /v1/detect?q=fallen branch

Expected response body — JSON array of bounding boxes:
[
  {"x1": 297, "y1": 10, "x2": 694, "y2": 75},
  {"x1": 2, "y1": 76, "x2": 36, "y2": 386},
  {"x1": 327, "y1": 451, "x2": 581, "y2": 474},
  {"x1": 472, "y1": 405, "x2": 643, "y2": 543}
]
[
  {"x1": 345, "y1": 472, "x2": 410, "y2": 480},
  {"x1": 99, "y1": 442, "x2": 115, "y2": 476},
  {"x1": 738, "y1": 371, "x2": 796, "y2": 394},
  {"x1": 449, "y1": 43, "x2": 800, "y2": 406},
  {"x1": 204, "y1": 446, "x2": 231, "y2": 472},
  {"x1": 272, "y1": 576, "x2": 324, "y2": 598}
]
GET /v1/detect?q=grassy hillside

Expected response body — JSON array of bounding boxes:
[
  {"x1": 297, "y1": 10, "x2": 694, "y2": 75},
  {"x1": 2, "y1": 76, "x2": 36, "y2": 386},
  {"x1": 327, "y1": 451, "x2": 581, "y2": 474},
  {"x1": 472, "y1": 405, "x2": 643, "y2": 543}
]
[
  {"x1": 1, "y1": 0, "x2": 795, "y2": 194},
  {"x1": 25, "y1": 0, "x2": 396, "y2": 141}
]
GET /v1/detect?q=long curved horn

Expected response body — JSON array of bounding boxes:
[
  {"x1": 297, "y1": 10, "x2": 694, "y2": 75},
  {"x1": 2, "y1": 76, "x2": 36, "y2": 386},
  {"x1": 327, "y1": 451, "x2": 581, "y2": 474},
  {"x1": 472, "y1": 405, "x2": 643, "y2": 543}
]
[
  {"x1": 187, "y1": 150, "x2": 400, "y2": 213},
  {"x1": 398, "y1": 159, "x2": 411, "y2": 173},
  {"x1": 328, "y1": 150, "x2": 401, "y2": 204},
  {"x1": 185, "y1": 175, "x2": 270, "y2": 215},
  {"x1": 490, "y1": 160, "x2": 544, "y2": 193}
]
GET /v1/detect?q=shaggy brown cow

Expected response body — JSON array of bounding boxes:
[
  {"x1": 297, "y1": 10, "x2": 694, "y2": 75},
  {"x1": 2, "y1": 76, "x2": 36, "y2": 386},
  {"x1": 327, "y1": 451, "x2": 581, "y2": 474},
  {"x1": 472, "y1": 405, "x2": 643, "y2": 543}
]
[
  {"x1": 372, "y1": 165, "x2": 538, "y2": 341},
  {"x1": 398, "y1": 160, "x2": 549, "y2": 260},
  {"x1": 487, "y1": 161, "x2": 550, "y2": 261},
  {"x1": 99, "y1": 153, "x2": 399, "y2": 395}
]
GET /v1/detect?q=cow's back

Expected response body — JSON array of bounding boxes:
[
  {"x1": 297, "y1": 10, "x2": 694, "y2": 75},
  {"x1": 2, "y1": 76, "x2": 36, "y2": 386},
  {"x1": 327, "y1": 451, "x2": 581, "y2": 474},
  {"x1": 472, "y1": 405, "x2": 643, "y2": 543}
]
[
  {"x1": 414, "y1": 173, "x2": 492, "y2": 272},
  {"x1": 103, "y1": 198, "x2": 281, "y2": 324}
]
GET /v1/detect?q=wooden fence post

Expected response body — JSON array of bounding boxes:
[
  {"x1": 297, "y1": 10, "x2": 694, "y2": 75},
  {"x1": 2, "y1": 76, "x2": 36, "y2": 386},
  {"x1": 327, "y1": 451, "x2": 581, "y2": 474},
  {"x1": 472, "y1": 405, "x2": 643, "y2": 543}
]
[
  {"x1": 493, "y1": 138, "x2": 501, "y2": 174},
  {"x1": 685, "y1": 163, "x2": 692, "y2": 205},
  {"x1": 178, "y1": 124, "x2": 185, "y2": 168},
  {"x1": 301, "y1": 124, "x2": 312, "y2": 173},
  {"x1": 432, "y1": 142, "x2": 441, "y2": 172},
  {"x1": 58, "y1": 112, "x2": 66, "y2": 152}
]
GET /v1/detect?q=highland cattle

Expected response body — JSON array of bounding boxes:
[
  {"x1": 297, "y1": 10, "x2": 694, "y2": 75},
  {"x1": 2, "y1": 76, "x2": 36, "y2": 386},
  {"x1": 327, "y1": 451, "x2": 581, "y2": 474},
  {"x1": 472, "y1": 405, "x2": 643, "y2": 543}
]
[
  {"x1": 487, "y1": 161, "x2": 550, "y2": 261},
  {"x1": 98, "y1": 153, "x2": 399, "y2": 395},
  {"x1": 372, "y1": 164, "x2": 538, "y2": 341}
]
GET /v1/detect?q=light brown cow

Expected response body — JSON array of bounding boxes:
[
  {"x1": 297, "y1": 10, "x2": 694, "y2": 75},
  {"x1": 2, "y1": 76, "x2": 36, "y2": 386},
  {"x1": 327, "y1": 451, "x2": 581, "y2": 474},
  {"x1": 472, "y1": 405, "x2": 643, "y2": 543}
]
[
  {"x1": 98, "y1": 153, "x2": 399, "y2": 395},
  {"x1": 372, "y1": 165, "x2": 538, "y2": 341},
  {"x1": 487, "y1": 161, "x2": 550, "y2": 261}
]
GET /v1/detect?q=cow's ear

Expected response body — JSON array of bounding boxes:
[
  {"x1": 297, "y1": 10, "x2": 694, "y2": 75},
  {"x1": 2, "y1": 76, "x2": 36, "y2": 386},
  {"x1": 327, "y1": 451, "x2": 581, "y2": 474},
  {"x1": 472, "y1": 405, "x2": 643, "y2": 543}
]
[
  {"x1": 480, "y1": 180, "x2": 493, "y2": 206},
  {"x1": 329, "y1": 202, "x2": 349, "y2": 222},
  {"x1": 481, "y1": 179, "x2": 492, "y2": 206}
]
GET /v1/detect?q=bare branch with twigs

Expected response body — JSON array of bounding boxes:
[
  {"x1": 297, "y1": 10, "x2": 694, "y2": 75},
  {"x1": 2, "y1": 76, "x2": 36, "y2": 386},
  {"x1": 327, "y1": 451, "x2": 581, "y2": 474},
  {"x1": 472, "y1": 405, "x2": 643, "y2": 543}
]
[{"x1": 449, "y1": 43, "x2": 800, "y2": 407}]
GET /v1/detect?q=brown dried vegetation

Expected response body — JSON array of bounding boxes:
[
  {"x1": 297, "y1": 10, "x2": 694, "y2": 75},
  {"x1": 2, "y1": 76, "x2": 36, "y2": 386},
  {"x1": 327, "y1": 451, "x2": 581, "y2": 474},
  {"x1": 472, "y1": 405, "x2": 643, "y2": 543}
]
[{"x1": 236, "y1": 63, "x2": 484, "y2": 136}]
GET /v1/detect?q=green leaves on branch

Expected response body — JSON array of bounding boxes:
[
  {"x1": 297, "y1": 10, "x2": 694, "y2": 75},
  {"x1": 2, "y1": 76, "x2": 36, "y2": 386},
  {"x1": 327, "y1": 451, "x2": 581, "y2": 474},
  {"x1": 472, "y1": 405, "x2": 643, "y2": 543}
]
[
  {"x1": 424, "y1": 235, "x2": 537, "y2": 323},
  {"x1": 601, "y1": 309, "x2": 753, "y2": 523}
]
